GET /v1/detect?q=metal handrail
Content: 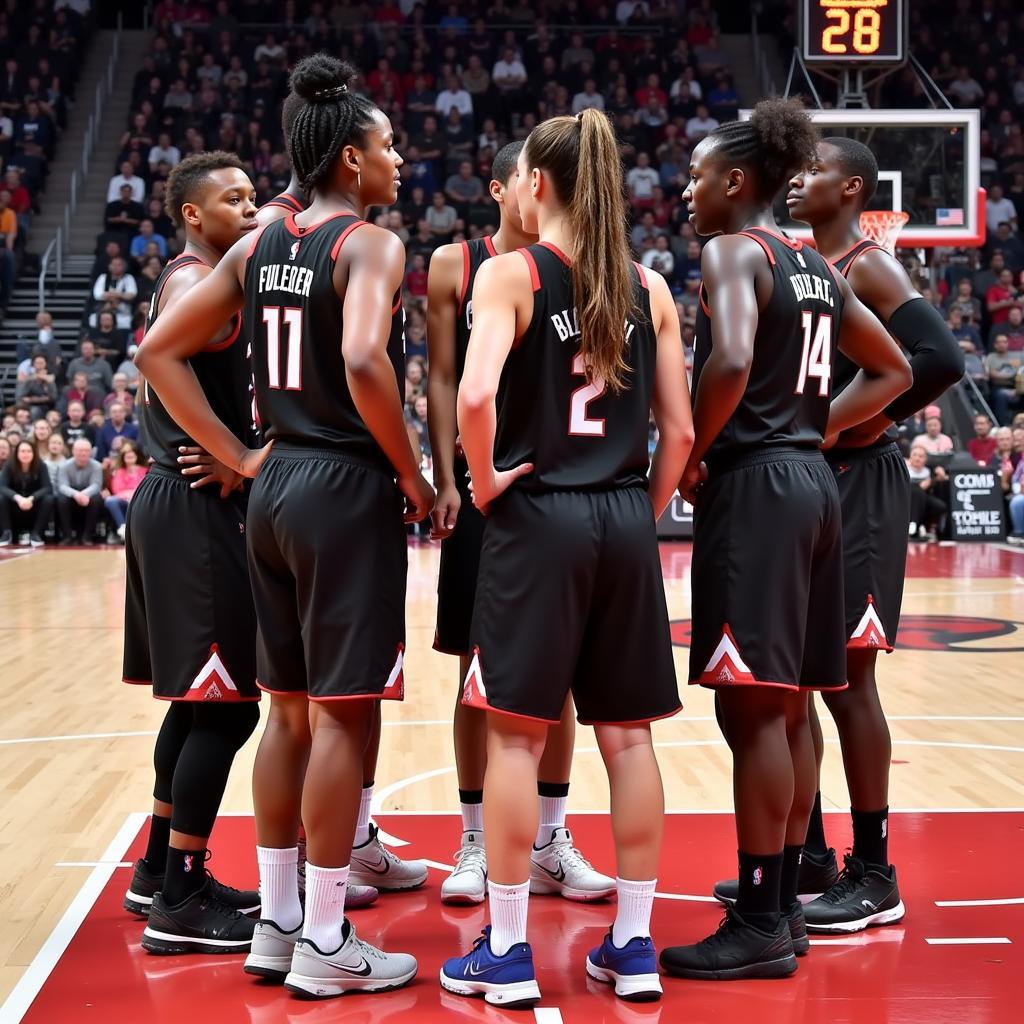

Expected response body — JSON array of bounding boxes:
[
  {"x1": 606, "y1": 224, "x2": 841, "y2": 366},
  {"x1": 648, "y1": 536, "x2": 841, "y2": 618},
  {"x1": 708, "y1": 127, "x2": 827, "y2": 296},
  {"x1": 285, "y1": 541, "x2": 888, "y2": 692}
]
[{"x1": 37, "y1": 229, "x2": 60, "y2": 310}]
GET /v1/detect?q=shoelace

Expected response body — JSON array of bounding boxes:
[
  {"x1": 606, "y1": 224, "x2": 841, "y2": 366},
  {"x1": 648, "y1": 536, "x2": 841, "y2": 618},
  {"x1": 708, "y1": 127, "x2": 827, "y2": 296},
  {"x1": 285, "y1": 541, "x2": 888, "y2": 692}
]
[
  {"x1": 451, "y1": 843, "x2": 486, "y2": 875},
  {"x1": 698, "y1": 910, "x2": 743, "y2": 949},
  {"x1": 817, "y1": 857, "x2": 864, "y2": 905},
  {"x1": 551, "y1": 842, "x2": 595, "y2": 873}
]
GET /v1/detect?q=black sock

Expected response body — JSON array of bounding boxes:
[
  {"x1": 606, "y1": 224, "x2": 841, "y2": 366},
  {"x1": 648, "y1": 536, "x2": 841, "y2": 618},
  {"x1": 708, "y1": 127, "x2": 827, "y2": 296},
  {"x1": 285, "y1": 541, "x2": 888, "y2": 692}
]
[
  {"x1": 458, "y1": 788, "x2": 484, "y2": 805},
  {"x1": 162, "y1": 846, "x2": 207, "y2": 906},
  {"x1": 780, "y1": 845, "x2": 803, "y2": 908},
  {"x1": 851, "y1": 807, "x2": 889, "y2": 867},
  {"x1": 143, "y1": 814, "x2": 171, "y2": 873},
  {"x1": 736, "y1": 850, "x2": 783, "y2": 931},
  {"x1": 804, "y1": 792, "x2": 828, "y2": 857},
  {"x1": 537, "y1": 780, "x2": 570, "y2": 798}
]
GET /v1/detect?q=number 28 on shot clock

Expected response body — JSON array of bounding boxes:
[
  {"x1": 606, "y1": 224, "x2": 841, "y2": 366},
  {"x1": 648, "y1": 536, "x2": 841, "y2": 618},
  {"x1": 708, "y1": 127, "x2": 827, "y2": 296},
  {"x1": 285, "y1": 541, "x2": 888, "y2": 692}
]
[{"x1": 801, "y1": 0, "x2": 907, "y2": 65}]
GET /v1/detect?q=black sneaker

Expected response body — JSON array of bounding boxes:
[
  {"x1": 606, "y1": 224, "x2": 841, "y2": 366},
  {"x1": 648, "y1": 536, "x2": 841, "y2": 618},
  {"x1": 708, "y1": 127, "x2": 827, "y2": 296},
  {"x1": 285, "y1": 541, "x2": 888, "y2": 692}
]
[
  {"x1": 141, "y1": 883, "x2": 257, "y2": 955},
  {"x1": 784, "y1": 901, "x2": 810, "y2": 956},
  {"x1": 712, "y1": 847, "x2": 839, "y2": 906},
  {"x1": 658, "y1": 907, "x2": 798, "y2": 981},
  {"x1": 0, "y1": 531, "x2": 11, "y2": 547},
  {"x1": 123, "y1": 856, "x2": 260, "y2": 918},
  {"x1": 803, "y1": 855, "x2": 905, "y2": 933}
]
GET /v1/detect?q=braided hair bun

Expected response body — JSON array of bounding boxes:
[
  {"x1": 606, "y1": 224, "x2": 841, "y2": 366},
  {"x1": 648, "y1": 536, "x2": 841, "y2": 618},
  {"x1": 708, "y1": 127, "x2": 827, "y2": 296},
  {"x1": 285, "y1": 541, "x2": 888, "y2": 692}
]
[{"x1": 289, "y1": 53, "x2": 357, "y2": 103}]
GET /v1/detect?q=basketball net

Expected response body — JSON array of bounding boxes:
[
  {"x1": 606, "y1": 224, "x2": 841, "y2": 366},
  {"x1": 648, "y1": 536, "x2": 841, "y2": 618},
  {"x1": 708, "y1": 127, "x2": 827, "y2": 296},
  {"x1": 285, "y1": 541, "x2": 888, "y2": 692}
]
[{"x1": 859, "y1": 210, "x2": 910, "y2": 256}]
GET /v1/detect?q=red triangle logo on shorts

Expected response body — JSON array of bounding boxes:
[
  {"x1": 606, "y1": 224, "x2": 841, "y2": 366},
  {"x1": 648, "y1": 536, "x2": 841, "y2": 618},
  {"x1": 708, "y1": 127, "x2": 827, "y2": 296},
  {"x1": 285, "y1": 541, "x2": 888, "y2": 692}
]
[
  {"x1": 186, "y1": 645, "x2": 241, "y2": 702},
  {"x1": 849, "y1": 596, "x2": 888, "y2": 650},
  {"x1": 462, "y1": 649, "x2": 489, "y2": 710},
  {"x1": 699, "y1": 625, "x2": 756, "y2": 684}
]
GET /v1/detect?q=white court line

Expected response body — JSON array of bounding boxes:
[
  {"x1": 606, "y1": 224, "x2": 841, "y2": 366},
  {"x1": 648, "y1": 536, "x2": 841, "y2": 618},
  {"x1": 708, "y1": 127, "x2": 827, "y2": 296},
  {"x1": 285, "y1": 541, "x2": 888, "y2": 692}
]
[
  {"x1": 0, "y1": 730, "x2": 159, "y2": 746},
  {"x1": 368, "y1": 806, "x2": 1024, "y2": 816},
  {"x1": 936, "y1": 897, "x2": 1024, "y2": 907},
  {"x1": 534, "y1": 1009, "x2": 564, "y2": 1023},
  {"x1": 55, "y1": 861, "x2": 132, "y2": 868},
  {"x1": 925, "y1": 937, "x2": 1011, "y2": 945},
  {"x1": 0, "y1": 811, "x2": 146, "y2": 1024},
  {"x1": 654, "y1": 891, "x2": 719, "y2": 903}
]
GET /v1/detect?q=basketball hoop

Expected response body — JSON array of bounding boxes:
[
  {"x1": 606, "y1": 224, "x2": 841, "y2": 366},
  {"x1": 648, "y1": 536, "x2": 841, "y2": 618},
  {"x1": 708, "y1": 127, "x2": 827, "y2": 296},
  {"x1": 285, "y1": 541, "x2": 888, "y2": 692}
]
[{"x1": 859, "y1": 210, "x2": 910, "y2": 256}]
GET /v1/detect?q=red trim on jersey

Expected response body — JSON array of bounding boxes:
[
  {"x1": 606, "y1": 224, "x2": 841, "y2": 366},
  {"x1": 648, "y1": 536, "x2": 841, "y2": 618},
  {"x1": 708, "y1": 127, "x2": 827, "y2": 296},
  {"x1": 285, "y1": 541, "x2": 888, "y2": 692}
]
[
  {"x1": 329, "y1": 219, "x2": 369, "y2": 261},
  {"x1": 538, "y1": 240, "x2": 571, "y2": 266},
  {"x1": 153, "y1": 692, "x2": 261, "y2": 702},
  {"x1": 122, "y1": 677, "x2": 151, "y2": 685},
  {"x1": 458, "y1": 240, "x2": 472, "y2": 312},
  {"x1": 263, "y1": 191, "x2": 305, "y2": 214},
  {"x1": 483, "y1": 235, "x2": 497, "y2": 258},
  {"x1": 245, "y1": 222, "x2": 269, "y2": 261},
  {"x1": 837, "y1": 241, "x2": 886, "y2": 279},
  {"x1": 744, "y1": 226, "x2": 803, "y2": 251},
  {"x1": 204, "y1": 312, "x2": 242, "y2": 353},
  {"x1": 737, "y1": 230, "x2": 777, "y2": 266},
  {"x1": 632, "y1": 260, "x2": 649, "y2": 289},
  {"x1": 284, "y1": 210, "x2": 357, "y2": 237},
  {"x1": 689, "y1": 677, "x2": 849, "y2": 693},
  {"x1": 151, "y1": 254, "x2": 207, "y2": 319},
  {"x1": 699, "y1": 283, "x2": 711, "y2": 318},
  {"x1": 577, "y1": 705, "x2": 683, "y2": 726},
  {"x1": 519, "y1": 248, "x2": 542, "y2": 291},
  {"x1": 392, "y1": 291, "x2": 403, "y2": 315}
]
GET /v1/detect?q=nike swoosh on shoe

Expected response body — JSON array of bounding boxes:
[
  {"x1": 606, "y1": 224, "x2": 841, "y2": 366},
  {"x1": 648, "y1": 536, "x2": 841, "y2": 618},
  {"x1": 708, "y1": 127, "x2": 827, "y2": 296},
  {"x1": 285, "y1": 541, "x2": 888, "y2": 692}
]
[{"x1": 325, "y1": 957, "x2": 373, "y2": 976}]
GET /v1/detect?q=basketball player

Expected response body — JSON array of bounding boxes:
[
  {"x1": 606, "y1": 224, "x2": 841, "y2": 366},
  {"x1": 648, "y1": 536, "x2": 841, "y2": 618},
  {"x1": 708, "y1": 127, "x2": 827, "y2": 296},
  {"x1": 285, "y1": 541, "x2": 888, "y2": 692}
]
[
  {"x1": 440, "y1": 109, "x2": 693, "y2": 1007},
  {"x1": 427, "y1": 141, "x2": 614, "y2": 906},
  {"x1": 135, "y1": 55, "x2": 432, "y2": 998},
  {"x1": 121, "y1": 153, "x2": 263, "y2": 955},
  {"x1": 658, "y1": 100, "x2": 912, "y2": 981},
  {"x1": 772, "y1": 139, "x2": 960, "y2": 931}
]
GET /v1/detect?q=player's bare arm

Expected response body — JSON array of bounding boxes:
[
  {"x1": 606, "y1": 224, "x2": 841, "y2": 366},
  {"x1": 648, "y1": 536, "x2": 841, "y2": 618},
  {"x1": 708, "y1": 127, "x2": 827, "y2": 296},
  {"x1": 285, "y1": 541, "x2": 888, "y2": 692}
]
[
  {"x1": 679, "y1": 234, "x2": 766, "y2": 502},
  {"x1": 827, "y1": 273, "x2": 913, "y2": 440},
  {"x1": 646, "y1": 270, "x2": 695, "y2": 517},
  {"x1": 426, "y1": 242, "x2": 464, "y2": 537},
  {"x1": 457, "y1": 253, "x2": 534, "y2": 513},
  {"x1": 134, "y1": 235, "x2": 272, "y2": 479},
  {"x1": 338, "y1": 224, "x2": 433, "y2": 522}
]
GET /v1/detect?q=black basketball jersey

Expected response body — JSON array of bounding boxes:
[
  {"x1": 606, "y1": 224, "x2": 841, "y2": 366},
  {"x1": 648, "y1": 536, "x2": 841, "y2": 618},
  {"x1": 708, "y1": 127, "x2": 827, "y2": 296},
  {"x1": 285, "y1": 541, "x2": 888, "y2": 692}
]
[
  {"x1": 493, "y1": 242, "x2": 656, "y2": 492},
  {"x1": 692, "y1": 227, "x2": 844, "y2": 464},
  {"x1": 139, "y1": 253, "x2": 249, "y2": 471},
  {"x1": 243, "y1": 212, "x2": 405, "y2": 471},
  {"x1": 455, "y1": 235, "x2": 497, "y2": 383},
  {"x1": 261, "y1": 190, "x2": 306, "y2": 216}
]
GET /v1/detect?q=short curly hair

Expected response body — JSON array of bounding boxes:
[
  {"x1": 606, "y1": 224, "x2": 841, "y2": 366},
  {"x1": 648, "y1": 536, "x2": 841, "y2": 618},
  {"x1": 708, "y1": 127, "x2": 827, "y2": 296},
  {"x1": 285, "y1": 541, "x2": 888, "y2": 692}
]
[{"x1": 165, "y1": 151, "x2": 248, "y2": 229}]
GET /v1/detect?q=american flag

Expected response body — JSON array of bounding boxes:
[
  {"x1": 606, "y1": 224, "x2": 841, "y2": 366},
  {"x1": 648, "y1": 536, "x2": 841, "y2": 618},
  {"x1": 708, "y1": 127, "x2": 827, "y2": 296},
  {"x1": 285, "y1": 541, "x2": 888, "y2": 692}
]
[{"x1": 936, "y1": 208, "x2": 965, "y2": 226}]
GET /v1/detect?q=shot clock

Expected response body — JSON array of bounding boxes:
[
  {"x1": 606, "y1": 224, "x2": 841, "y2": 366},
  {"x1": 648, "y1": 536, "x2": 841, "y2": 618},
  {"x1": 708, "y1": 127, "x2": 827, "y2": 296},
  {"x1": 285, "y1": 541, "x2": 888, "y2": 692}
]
[{"x1": 801, "y1": 0, "x2": 907, "y2": 65}]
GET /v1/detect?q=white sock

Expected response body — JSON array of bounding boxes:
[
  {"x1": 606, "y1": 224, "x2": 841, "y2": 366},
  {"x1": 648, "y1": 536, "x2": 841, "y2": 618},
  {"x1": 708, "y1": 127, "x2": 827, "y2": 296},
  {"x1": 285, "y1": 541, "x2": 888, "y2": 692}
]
[
  {"x1": 535, "y1": 792, "x2": 567, "y2": 847},
  {"x1": 256, "y1": 845, "x2": 301, "y2": 932},
  {"x1": 461, "y1": 801, "x2": 484, "y2": 832},
  {"x1": 612, "y1": 877, "x2": 657, "y2": 947},
  {"x1": 488, "y1": 879, "x2": 529, "y2": 956},
  {"x1": 302, "y1": 863, "x2": 349, "y2": 952},
  {"x1": 354, "y1": 784, "x2": 373, "y2": 846}
]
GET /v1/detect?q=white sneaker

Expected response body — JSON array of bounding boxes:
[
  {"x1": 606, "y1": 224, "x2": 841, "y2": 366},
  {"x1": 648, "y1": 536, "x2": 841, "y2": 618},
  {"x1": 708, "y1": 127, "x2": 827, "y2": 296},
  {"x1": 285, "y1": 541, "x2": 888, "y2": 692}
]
[
  {"x1": 441, "y1": 831, "x2": 487, "y2": 905},
  {"x1": 283, "y1": 921, "x2": 417, "y2": 998},
  {"x1": 350, "y1": 824, "x2": 427, "y2": 891},
  {"x1": 530, "y1": 826, "x2": 615, "y2": 902},
  {"x1": 244, "y1": 919, "x2": 302, "y2": 982},
  {"x1": 117, "y1": 524, "x2": 126, "y2": 541}
]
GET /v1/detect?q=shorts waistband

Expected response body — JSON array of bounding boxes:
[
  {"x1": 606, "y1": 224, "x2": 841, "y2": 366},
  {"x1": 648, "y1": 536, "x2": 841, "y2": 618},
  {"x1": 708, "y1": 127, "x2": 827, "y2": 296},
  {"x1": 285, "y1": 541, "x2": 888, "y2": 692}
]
[
  {"x1": 268, "y1": 442, "x2": 393, "y2": 476},
  {"x1": 146, "y1": 464, "x2": 188, "y2": 482},
  {"x1": 707, "y1": 446, "x2": 824, "y2": 474},
  {"x1": 825, "y1": 440, "x2": 902, "y2": 463}
]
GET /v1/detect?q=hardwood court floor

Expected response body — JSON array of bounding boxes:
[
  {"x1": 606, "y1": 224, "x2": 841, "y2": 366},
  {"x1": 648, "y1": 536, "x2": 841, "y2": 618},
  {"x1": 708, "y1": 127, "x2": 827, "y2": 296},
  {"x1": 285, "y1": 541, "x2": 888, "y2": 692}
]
[{"x1": 0, "y1": 540, "x2": 1022, "y2": 1018}]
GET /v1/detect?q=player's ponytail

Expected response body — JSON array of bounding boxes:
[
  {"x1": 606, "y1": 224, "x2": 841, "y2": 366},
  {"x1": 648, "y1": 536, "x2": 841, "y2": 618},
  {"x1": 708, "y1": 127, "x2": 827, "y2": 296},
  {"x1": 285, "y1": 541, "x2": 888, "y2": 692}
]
[
  {"x1": 709, "y1": 97, "x2": 819, "y2": 202},
  {"x1": 524, "y1": 109, "x2": 634, "y2": 393},
  {"x1": 287, "y1": 53, "x2": 379, "y2": 195}
]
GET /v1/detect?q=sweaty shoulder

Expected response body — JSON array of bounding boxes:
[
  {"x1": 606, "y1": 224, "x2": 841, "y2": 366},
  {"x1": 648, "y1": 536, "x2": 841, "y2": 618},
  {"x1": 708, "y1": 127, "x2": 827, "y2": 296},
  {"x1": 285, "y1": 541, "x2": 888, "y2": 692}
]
[
  {"x1": 427, "y1": 241, "x2": 464, "y2": 293},
  {"x1": 477, "y1": 249, "x2": 533, "y2": 292},
  {"x1": 701, "y1": 233, "x2": 769, "y2": 280},
  {"x1": 341, "y1": 221, "x2": 403, "y2": 265},
  {"x1": 159, "y1": 259, "x2": 211, "y2": 307},
  {"x1": 844, "y1": 245, "x2": 918, "y2": 320}
]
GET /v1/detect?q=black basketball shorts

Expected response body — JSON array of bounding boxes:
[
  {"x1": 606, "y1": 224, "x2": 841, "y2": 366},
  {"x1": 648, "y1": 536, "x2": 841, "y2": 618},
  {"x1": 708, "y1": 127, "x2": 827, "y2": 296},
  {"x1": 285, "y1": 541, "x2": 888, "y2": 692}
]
[
  {"x1": 434, "y1": 459, "x2": 485, "y2": 657},
  {"x1": 123, "y1": 467, "x2": 258, "y2": 702},
  {"x1": 828, "y1": 441, "x2": 910, "y2": 653},
  {"x1": 246, "y1": 445, "x2": 407, "y2": 702},
  {"x1": 463, "y1": 486, "x2": 681, "y2": 724},
  {"x1": 689, "y1": 449, "x2": 848, "y2": 692}
]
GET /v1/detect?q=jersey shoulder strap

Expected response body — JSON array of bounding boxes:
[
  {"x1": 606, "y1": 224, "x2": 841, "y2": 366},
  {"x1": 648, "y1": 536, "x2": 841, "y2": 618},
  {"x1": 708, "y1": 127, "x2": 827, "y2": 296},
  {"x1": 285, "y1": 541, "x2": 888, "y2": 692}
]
[
  {"x1": 832, "y1": 238, "x2": 885, "y2": 278},
  {"x1": 262, "y1": 191, "x2": 305, "y2": 214},
  {"x1": 152, "y1": 253, "x2": 209, "y2": 318}
]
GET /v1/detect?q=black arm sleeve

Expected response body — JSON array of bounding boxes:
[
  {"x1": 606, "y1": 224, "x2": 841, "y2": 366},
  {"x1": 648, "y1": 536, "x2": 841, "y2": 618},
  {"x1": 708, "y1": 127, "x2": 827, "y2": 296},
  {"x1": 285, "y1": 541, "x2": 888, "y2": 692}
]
[{"x1": 882, "y1": 298, "x2": 966, "y2": 424}]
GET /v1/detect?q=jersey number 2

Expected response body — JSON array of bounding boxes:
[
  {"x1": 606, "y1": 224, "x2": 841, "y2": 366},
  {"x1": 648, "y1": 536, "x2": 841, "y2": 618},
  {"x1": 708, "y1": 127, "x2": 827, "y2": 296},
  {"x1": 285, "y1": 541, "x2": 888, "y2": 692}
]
[
  {"x1": 263, "y1": 306, "x2": 303, "y2": 390},
  {"x1": 569, "y1": 352, "x2": 607, "y2": 437},
  {"x1": 795, "y1": 311, "x2": 833, "y2": 397}
]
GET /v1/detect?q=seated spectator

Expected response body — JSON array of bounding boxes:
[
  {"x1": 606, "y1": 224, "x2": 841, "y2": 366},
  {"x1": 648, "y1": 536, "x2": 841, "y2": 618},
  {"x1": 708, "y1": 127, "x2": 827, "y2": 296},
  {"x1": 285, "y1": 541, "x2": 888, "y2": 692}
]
[
  {"x1": 961, "y1": 339, "x2": 988, "y2": 392},
  {"x1": 0, "y1": 186, "x2": 16, "y2": 312},
  {"x1": 14, "y1": 355, "x2": 56, "y2": 419},
  {"x1": 627, "y1": 152, "x2": 660, "y2": 207},
  {"x1": 60, "y1": 400, "x2": 95, "y2": 448},
  {"x1": 967, "y1": 413, "x2": 997, "y2": 464},
  {"x1": 435, "y1": 72, "x2": 473, "y2": 122},
  {"x1": 91, "y1": 256, "x2": 137, "y2": 330},
  {"x1": 0, "y1": 437, "x2": 8, "y2": 471},
  {"x1": 912, "y1": 413, "x2": 954, "y2": 454},
  {"x1": 41, "y1": 432, "x2": 67, "y2": 488},
  {"x1": 986, "y1": 334, "x2": 1021, "y2": 424},
  {"x1": 947, "y1": 307, "x2": 981, "y2": 349},
  {"x1": 572, "y1": 79, "x2": 605, "y2": 114},
  {"x1": 990, "y1": 426, "x2": 1015, "y2": 473},
  {"x1": 445, "y1": 160, "x2": 485, "y2": 211},
  {"x1": 55, "y1": 438, "x2": 103, "y2": 545},
  {"x1": 104, "y1": 373, "x2": 136, "y2": 418},
  {"x1": 0, "y1": 439, "x2": 53, "y2": 547},
  {"x1": 685, "y1": 103, "x2": 719, "y2": 142},
  {"x1": 147, "y1": 131, "x2": 181, "y2": 172},
  {"x1": 992, "y1": 305, "x2": 1024, "y2": 351},
  {"x1": 103, "y1": 440, "x2": 147, "y2": 541},
  {"x1": 86, "y1": 310, "x2": 128, "y2": 367},
  {"x1": 641, "y1": 234, "x2": 675, "y2": 279},
  {"x1": 144, "y1": 197, "x2": 175, "y2": 243},
  {"x1": 988, "y1": 221, "x2": 1024, "y2": 277},
  {"x1": 61, "y1": 372, "x2": 103, "y2": 418},
  {"x1": 105, "y1": 183, "x2": 145, "y2": 238},
  {"x1": 986, "y1": 268, "x2": 1022, "y2": 327},
  {"x1": 906, "y1": 444, "x2": 947, "y2": 541},
  {"x1": 946, "y1": 276, "x2": 982, "y2": 324},
  {"x1": 107, "y1": 159, "x2": 146, "y2": 203},
  {"x1": 129, "y1": 219, "x2": 168, "y2": 261},
  {"x1": 67, "y1": 340, "x2": 114, "y2": 394},
  {"x1": 404, "y1": 253, "x2": 428, "y2": 299},
  {"x1": 29, "y1": 417, "x2": 51, "y2": 458},
  {"x1": 4, "y1": 168, "x2": 31, "y2": 230},
  {"x1": 116, "y1": 345, "x2": 141, "y2": 393},
  {"x1": 985, "y1": 184, "x2": 1018, "y2": 234},
  {"x1": 426, "y1": 190, "x2": 458, "y2": 239},
  {"x1": 95, "y1": 402, "x2": 139, "y2": 464}
]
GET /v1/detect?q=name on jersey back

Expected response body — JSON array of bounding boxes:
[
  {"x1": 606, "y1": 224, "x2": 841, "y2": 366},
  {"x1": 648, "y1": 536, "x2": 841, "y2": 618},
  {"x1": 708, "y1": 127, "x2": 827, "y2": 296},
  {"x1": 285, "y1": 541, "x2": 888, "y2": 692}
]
[
  {"x1": 258, "y1": 263, "x2": 314, "y2": 298},
  {"x1": 788, "y1": 272, "x2": 834, "y2": 307}
]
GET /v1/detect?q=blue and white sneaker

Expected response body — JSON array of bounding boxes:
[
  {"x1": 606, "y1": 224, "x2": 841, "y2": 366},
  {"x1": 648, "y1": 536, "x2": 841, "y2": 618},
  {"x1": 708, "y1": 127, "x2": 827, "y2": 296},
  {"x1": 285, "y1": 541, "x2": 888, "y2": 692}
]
[
  {"x1": 586, "y1": 932, "x2": 663, "y2": 1002},
  {"x1": 439, "y1": 926, "x2": 541, "y2": 1008}
]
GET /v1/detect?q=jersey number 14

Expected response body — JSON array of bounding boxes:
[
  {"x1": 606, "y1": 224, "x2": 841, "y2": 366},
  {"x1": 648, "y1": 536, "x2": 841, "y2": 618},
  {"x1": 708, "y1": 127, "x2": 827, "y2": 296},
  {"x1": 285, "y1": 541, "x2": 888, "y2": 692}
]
[{"x1": 795, "y1": 311, "x2": 833, "y2": 397}]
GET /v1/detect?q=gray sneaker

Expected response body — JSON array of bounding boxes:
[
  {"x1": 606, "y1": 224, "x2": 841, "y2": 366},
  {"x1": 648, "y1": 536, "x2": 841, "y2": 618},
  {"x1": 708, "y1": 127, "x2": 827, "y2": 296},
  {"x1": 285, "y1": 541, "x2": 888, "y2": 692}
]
[
  {"x1": 244, "y1": 919, "x2": 302, "y2": 982},
  {"x1": 284, "y1": 921, "x2": 417, "y2": 999}
]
